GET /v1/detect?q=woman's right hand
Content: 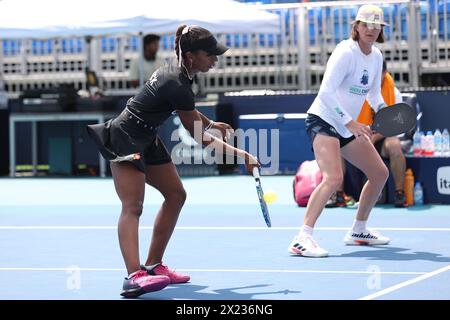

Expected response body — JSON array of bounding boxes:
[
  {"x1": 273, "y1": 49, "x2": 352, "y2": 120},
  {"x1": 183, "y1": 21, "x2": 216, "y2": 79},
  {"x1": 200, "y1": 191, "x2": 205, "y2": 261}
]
[
  {"x1": 244, "y1": 153, "x2": 260, "y2": 175},
  {"x1": 345, "y1": 120, "x2": 372, "y2": 140}
]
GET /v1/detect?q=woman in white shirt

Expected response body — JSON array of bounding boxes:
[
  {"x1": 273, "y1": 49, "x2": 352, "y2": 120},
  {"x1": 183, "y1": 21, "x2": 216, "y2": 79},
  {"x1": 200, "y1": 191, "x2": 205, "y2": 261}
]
[{"x1": 289, "y1": 4, "x2": 391, "y2": 257}]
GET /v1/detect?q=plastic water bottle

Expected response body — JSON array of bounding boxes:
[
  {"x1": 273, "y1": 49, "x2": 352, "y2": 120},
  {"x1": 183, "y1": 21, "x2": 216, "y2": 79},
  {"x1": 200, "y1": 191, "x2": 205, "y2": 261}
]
[
  {"x1": 424, "y1": 131, "x2": 434, "y2": 157},
  {"x1": 442, "y1": 128, "x2": 450, "y2": 157},
  {"x1": 434, "y1": 129, "x2": 442, "y2": 157},
  {"x1": 413, "y1": 131, "x2": 422, "y2": 156},
  {"x1": 404, "y1": 168, "x2": 414, "y2": 206},
  {"x1": 414, "y1": 182, "x2": 424, "y2": 205},
  {"x1": 420, "y1": 131, "x2": 426, "y2": 156}
]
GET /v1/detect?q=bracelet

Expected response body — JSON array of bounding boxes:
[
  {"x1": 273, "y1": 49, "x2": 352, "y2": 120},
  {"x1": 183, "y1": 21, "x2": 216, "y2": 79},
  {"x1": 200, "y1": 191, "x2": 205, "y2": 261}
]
[{"x1": 204, "y1": 121, "x2": 214, "y2": 132}]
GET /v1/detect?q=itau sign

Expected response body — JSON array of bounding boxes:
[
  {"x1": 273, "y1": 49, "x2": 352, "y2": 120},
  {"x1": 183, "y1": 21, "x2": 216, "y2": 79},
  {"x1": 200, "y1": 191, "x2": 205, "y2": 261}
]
[{"x1": 437, "y1": 166, "x2": 450, "y2": 195}]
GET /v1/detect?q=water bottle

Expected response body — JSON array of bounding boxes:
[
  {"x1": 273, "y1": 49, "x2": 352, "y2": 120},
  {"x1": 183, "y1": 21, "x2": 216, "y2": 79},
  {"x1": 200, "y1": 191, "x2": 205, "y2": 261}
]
[
  {"x1": 414, "y1": 182, "x2": 424, "y2": 205},
  {"x1": 425, "y1": 131, "x2": 434, "y2": 157},
  {"x1": 434, "y1": 129, "x2": 442, "y2": 157},
  {"x1": 413, "y1": 131, "x2": 422, "y2": 156},
  {"x1": 420, "y1": 131, "x2": 426, "y2": 156},
  {"x1": 404, "y1": 169, "x2": 414, "y2": 206},
  {"x1": 442, "y1": 128, "x2": 450, "y2": 157}
]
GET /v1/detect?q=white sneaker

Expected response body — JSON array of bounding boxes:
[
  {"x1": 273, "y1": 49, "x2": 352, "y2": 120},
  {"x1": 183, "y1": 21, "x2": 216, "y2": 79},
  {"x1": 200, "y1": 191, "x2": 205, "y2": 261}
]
[
  {"x1": 288, "y1": 234, "x2": 328, "y2": 257},
  {"x1": 343, "y1": 229, "x2": 390, "y2": 245}
]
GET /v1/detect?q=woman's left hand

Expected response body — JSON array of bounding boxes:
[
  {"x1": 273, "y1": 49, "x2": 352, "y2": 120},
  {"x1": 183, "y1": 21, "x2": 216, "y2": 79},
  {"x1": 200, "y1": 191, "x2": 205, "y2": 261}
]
[{"x1": 211, "y1": 122, "x2": 234, "y2": 141}]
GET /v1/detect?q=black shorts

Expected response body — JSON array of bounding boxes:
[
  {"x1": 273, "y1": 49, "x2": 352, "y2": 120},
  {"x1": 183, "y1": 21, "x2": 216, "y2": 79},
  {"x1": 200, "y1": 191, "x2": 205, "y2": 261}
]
[
  {"x1": 87, "y1": 108, "x2": 171, "y2": 173},
  {"x1": 305, "y1": 113, "x2": 355, "y2": 148}
]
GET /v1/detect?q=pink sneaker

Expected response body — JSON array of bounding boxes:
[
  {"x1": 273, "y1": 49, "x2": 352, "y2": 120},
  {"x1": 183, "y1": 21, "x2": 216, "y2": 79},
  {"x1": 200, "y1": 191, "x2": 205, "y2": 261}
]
[
  {"x1": 120, "y1": 269, "x2": 170, "y2": 298},
  {"x1": 141, "y1": 263, "x2": 190, "y2": 284}
]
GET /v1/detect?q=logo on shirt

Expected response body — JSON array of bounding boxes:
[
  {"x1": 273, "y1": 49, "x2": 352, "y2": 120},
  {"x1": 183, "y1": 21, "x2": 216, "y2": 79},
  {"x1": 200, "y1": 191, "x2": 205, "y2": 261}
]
[
  {"x1": 349, "y1": 86, "x2": 369, "y2": 95},
  {"x1": 360, "y1": 69, "x2": 369, "y2": 85},
  {"x1": 149, "y1": 73, "x2": 158, "y2": 86},
  {"x1": 334, "y1": 107, "x2": 345, "y2": 118}
]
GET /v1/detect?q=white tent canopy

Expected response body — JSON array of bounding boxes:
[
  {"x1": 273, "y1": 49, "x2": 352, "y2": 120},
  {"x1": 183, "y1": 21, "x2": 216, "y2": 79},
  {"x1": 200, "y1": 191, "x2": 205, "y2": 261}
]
[{"x1": 0, "y1": 0, "x2": 280, "y2": 39}]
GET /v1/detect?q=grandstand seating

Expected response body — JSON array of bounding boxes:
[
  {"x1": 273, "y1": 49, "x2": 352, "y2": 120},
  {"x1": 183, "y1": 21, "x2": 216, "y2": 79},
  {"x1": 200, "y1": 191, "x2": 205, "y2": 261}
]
[{"x1": 1, "y1": 1, "x2": 449, "y2": 98}]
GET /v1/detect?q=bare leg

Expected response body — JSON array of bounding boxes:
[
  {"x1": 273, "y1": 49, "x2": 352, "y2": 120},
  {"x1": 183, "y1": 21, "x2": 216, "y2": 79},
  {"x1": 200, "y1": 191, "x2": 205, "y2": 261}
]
[
  {"x1": 110, "y1": 162, "x2": 146, "y2": 275},
  {"x1": 337, "y1": 157, "x2": 346, "y2": 191},
  {"x1": 341, "y1": 137, "x2": 389, "y2": 221},
  {"x1": 303, "y1": 134, "x2": 343, "y2": 227},
  {"x1": 381, "y1": 137, "x2": 406, "y2": 191},
  {"x1": 144, "y1": 162, "x2": 186, "y2": 266}
]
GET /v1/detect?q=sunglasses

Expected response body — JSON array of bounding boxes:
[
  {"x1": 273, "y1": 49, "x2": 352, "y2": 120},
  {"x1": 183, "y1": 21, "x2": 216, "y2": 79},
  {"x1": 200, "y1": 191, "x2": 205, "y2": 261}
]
[{"x1": 360, "y1": 22, "x2": 383, "y2": 30}]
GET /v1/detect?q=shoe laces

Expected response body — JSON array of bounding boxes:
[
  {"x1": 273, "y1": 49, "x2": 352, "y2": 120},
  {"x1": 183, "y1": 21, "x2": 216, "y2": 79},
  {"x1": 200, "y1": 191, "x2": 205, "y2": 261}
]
[
  {"x1": 159, "y1": 263, "x2": 178, "y2": 275},
  {"x1": 159, "y1": 263, "x2": 169, "y2": 271},
  {"x1": 128, "y1": 269, "x2": 147, "y2": 280},
  {"x1": 366, "y1": 229, "x2": 381, "y2": 237},
  {"x1": 300, "y1": 234, "x2": 319, "y2": 249}
]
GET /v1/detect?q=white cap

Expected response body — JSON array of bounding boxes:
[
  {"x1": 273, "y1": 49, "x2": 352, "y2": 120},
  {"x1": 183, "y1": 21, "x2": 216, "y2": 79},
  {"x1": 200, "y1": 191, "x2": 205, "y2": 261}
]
[{"x1": 354, "y1": 4, "x2": 388, "y2": 26}]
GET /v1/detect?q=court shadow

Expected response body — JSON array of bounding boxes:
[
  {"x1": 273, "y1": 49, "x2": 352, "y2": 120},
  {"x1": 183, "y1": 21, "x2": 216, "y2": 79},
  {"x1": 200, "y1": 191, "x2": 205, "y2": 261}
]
[
  {"x1": 337, "y1": 246, "x2": 450, "y2": 262},
  {"x1": 138, "y1": 284, "x2": 301, "y2": 300}
]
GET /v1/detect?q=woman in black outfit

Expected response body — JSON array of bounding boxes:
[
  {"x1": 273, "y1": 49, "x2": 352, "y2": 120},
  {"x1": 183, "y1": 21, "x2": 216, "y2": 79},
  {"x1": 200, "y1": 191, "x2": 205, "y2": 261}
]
[{"x1": 87, "y1": 25, "x2": 259, "y2": 298}]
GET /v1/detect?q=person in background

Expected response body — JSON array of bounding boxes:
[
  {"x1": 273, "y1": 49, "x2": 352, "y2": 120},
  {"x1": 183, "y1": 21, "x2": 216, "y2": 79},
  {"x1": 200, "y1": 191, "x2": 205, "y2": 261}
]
[
  {"x1": 357, "y1": 59, "x2": 406, "y2": 207},
  {"x1": 325, "y1": 157, "x2": 357, "y2": 208},
  {"x1": 128, "y1": 34, "x2": 165, "y2": 88}
]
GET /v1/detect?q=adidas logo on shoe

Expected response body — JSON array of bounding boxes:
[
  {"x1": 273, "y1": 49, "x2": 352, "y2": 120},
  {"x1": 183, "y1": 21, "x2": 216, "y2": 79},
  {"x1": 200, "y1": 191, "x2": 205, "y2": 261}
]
[{"x1": 343, "y1": 229, "x2": 390, "y2": 246}]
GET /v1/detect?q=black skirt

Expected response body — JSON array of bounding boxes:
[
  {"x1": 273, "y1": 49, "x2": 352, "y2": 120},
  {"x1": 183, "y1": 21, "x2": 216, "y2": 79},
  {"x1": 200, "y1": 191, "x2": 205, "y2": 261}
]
[{"x1": 86, "y1": 108, "x2": 171, "y2": 172}]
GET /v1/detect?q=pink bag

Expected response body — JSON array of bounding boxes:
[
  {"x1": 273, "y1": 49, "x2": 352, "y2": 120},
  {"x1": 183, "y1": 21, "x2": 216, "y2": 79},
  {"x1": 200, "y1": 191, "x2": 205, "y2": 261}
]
[{"x1": 293, "y1": 160, "x2": 323, "y2": 207}]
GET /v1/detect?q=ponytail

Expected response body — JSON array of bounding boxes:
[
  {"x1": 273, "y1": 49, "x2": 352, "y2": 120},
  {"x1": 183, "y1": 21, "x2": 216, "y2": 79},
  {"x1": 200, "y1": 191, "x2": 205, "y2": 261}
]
[{"x1": 175, "y1": 24, "x2": 187, "y2": 62}]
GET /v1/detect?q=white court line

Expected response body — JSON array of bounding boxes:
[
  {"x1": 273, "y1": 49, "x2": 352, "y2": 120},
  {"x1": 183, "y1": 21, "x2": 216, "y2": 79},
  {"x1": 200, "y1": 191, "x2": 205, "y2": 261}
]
[
  {"x1": 0, "y1": 226, "x2": 450, "y2": 231},
  {"x1": 359, "y1": 264, "x2": 450, "y2": 300},
  {"x1": 0, "y1": 267, "x2": 425, "y2": 275}
]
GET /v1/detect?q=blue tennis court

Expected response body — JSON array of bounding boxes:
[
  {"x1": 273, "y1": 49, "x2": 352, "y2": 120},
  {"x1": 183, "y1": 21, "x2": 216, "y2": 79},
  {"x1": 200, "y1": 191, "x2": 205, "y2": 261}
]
[{"x1": 0, "y1": 176, "x2": 449, "y2": 300}]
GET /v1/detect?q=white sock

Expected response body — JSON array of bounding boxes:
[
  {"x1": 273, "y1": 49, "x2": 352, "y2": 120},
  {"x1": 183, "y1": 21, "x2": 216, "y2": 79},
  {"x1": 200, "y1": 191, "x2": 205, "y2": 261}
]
[
  {"x1": 351, "y1": 219, "x2": 367, "y2": 233},
  {"x1": 298, "y1": 225, "x2": 313, "y2": 237}
]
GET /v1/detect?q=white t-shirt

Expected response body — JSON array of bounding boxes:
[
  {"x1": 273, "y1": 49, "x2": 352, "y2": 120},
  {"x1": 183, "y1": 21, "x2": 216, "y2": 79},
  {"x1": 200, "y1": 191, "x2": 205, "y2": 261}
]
[
  {"x1": 308, "y1": 39, "x2": 385, "y2": 138},
  {"x1": 128, "y1": 57, "x2": 165, "y2": 83}
]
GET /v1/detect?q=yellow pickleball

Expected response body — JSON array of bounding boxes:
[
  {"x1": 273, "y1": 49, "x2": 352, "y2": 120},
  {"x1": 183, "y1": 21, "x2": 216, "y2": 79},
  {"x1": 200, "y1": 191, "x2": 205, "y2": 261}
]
[{"x1": 263, "y1": 190, "x2": 278, "y2": 204}]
